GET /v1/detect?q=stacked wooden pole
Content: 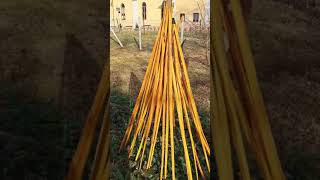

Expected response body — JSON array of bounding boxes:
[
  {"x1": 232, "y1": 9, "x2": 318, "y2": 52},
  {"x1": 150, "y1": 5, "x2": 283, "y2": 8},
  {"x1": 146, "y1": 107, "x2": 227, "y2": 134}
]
[
  {"x1": 65, "y1": 64, "x2": 111, "y2": 180},
  {"x1": 120, "y1": 1, "x2": 210, "y2": 179}
]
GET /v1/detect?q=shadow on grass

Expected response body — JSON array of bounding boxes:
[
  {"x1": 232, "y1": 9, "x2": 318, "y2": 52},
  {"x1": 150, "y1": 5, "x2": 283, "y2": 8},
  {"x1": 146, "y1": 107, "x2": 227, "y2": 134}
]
[
  {"x1": 110, "y1": 90, "x2": 211, "y2": 179},
  {"x1": 0, "y1": 84, "x2": 109, "y2": 180},
  {"x1": 0, "y1": 86, "x2": 66, "y2": 180},
  {"x1": 110, "y1": 90, "x2": 132, "y2": 179}
]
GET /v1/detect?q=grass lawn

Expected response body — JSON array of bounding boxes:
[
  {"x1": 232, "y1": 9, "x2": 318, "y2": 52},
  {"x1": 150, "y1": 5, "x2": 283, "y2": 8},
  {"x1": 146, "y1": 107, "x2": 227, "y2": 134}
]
[
  {"x1": 0, "y1": 0, "x2": 319, "y2": 179},
  {"x1": 110, "y1": 30, "x2": 211, "y2": 179}
]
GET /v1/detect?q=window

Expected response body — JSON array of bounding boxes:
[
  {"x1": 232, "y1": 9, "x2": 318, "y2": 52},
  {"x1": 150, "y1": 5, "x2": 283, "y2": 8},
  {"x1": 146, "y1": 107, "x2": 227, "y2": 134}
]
[
  {"x1": 180, "y1": 13, "x2": 185, "y2": 22},
  {"x1": 142, "y1": 2, "x2": 147, "y2": 20},
  {"x1": 121, "y1": 3, "x2": 126, "y2": 20},
  {"x1": 193, "y1": 13, "x2": 199, "y2": 22}
]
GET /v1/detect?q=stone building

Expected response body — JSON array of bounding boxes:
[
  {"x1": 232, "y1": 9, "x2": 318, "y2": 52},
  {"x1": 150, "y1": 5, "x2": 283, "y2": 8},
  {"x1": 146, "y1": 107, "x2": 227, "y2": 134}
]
[{"x1": 110, "y1": 0, "x2": 209, "y2": 29}]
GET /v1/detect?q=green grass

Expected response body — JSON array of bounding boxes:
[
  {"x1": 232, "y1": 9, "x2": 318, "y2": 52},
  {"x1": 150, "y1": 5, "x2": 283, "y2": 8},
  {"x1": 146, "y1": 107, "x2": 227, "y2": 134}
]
[
  {"x1": 1, "y1": 0, "x2": 319, "y2": 179},
  {"x1": 110, "y1": 29, "x2": 211, "y2": 179},
  {"x1": 0, "y1": 87, "x2": 66, "y2": 179},
  {"x1": 109, "y1": 92, "x2": 211, "y2": 179}
]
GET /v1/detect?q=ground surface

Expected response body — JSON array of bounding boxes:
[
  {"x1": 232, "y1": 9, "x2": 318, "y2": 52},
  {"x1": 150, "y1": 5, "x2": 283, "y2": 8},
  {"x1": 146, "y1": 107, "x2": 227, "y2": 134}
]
[
  {"x1": 110, "y1": 31, "x2": 211, "y2": 179},
  {"x1": 0, "y1": 0, "x2": 319, "y2": 179},
  {"x1": 110, "y1": 31, "x2": 210, "y2": 112},
  {"x1": 0, "y1": 0, "x2": 107, "y2": 179},
  {"x1": 110, "y1": 0, "x2": 320, "y2": 179},
  {"x1": 249, "y1": 0, "x2": 320, "y2": 179}
]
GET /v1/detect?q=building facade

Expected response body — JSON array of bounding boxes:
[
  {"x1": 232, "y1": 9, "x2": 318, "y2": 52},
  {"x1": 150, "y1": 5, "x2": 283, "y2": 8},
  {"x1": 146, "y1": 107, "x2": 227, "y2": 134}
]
[{"x1": 110, "y1": 0, "x2": 209, "y2": 29}]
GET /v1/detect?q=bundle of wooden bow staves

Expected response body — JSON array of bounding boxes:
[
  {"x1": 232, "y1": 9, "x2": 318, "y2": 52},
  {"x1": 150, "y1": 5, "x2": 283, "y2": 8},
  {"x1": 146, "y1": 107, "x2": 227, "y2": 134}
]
[{"x1": 120, "y1": 1, "x2": 210, "y2": 180}]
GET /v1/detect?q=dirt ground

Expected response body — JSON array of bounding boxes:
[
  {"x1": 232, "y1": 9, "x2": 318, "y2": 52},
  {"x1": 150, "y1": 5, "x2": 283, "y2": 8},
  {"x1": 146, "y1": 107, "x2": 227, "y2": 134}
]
[
  {"x1": 249, "y1": 0, "x2": 320, "y2": 179},
  {"x1": 0, "y1": 0, "x2": 319, "y2": 179},
  {"x1": 110, "y1": 30, "x2": 211, "y2": 179},
  {"x1": 110, "y1": 0, "x2": 320, "y2": 179},
  {"x1": 110, "y1": 31, "x2": 210, "y2": 112},
  {"x1": 0, "y1": 0, "x2": 107, "y2": 179}
]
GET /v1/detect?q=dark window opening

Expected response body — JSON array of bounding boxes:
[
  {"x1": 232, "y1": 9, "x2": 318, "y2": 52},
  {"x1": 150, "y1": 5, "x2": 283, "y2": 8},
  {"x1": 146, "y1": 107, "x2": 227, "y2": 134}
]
[
  {"x1": 121, "y1": 3, "x2": 126, "y2": 20},
  {"x1": 180, "y1": 13, "x2": 185, "y2": 22},
  {"x1": 142, "y1": 2, "x2": 147, "y2": 20},
  {"x1": 193, "y1": 13, "x2": 199, "y2": 22}
]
